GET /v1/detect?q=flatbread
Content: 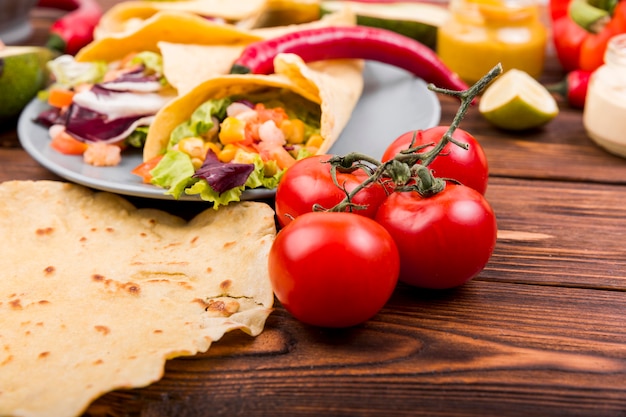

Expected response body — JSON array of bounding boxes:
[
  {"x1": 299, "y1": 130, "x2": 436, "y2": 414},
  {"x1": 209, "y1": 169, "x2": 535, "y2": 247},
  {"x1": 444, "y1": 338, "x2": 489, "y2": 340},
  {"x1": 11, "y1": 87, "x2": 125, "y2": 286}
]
[
  {"x1": 94, "y1": 0, "x2": 269, "y2": 38},
  {"x1": 160, "y1": 7, "x2": 357, "y2": 95},
  {"x1": 75, "y1": 10, "x2": 263, "y2": 63},
  {"x1": 0, "y1": 180, "x2": 275, "y2": 417}
]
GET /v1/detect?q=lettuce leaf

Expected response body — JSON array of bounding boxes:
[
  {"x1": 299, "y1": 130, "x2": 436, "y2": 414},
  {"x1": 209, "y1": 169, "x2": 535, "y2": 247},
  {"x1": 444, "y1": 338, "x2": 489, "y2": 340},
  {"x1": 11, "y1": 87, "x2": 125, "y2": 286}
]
[
  {"x1": 168, "y1": 98, "x2": 231, "y2": 149},
  {"x1": 245, "y1": 155, "x2": 283, "y2": 190},
  {"x1": 47, "y1": 55, "x2": 107, "y2": 90},
  {"x1": 149, "y1": 150, "x2": 197, "y2": 199},
  {"x1": 184, "y1": 181, "x2": 245, "y2": 210},
  {"x1": 131, "y1": 51, "x2": 164, "y2": 78}
]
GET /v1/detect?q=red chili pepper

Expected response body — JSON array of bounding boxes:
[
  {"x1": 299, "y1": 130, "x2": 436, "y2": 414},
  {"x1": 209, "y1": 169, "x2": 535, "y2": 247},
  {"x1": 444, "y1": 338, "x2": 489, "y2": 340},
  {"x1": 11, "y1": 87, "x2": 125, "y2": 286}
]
[
  {"x1": 550, "y1": 0, "x2": 626, "y2": 72},
  {"x1": 547, "y1": 69, "x2": 592, "y2": 108},
  {"x1": 37, "y1": 0, "x2": 103, "y2": 56},
  {"x1": 230, "y1": 26, "x2": 470, "y2": 93}
]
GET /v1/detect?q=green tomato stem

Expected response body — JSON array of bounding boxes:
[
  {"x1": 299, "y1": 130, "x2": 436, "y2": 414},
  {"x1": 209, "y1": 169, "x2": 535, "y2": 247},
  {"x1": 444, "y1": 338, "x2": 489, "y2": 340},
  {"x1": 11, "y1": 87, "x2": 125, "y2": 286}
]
[{"x1": 325, "y1": 63, "x2": 503, "y2": 211}]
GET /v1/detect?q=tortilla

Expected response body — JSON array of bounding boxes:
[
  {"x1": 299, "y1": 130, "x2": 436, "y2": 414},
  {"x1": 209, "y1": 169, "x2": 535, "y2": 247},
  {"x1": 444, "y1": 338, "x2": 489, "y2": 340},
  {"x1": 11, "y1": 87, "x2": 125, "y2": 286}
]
[
  {"x1": 0, "y1": 180, "x2": 275, "y2": 417},
  {"x1": 75, "y1": 10, "x2": 263, "y2": 63},
  {"x1": 94, "y1": 0, "x2": 269, "y2": 38},
  {"x1": 160, "y1": 7, "x2": 357, "y2": 95},
  {"x1": 143, "y1": 52, "x2": 364, "y2": 162}
]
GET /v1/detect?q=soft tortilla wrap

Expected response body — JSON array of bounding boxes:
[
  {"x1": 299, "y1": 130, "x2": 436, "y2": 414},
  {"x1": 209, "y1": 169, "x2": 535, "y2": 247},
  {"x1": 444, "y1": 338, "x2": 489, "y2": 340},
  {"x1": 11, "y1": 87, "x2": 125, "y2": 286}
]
[
  {"x1": 94, "y1": 0, "x2": 269, "y2": 38},
  {"x1": 158, "y1": 7, "x2": 357, "y2": 94},
  {"x1": 76, "y1": 10, "x2": 264, "y2": 63},
  {"x1": 144, "y1": 53, "x2": 364, "y2": 162},
  {"x1": 0, "y1": 180, "x2": 275, "y2": 417}
]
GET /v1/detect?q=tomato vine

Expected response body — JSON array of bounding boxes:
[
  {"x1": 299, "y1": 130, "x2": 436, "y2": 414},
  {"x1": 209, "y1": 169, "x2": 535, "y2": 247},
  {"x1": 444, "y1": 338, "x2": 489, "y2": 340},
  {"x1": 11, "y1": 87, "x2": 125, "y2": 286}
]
[{"x1": 323, "y1": 63, "x2": 502, "y2": 210}]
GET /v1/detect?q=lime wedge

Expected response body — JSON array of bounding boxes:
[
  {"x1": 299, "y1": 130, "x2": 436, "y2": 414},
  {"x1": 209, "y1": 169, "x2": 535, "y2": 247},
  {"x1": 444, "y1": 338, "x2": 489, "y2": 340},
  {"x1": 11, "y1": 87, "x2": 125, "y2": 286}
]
[{"x1": 479, "y1": 69, "x2": 559, "y2": 131}]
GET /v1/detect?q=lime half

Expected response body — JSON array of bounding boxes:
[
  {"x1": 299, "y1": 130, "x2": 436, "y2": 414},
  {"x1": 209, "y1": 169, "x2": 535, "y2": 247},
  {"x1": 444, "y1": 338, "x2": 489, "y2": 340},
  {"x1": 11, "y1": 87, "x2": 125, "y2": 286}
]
[{"x1": 479, "y1": 69, "x2": 559, "y2": 131}]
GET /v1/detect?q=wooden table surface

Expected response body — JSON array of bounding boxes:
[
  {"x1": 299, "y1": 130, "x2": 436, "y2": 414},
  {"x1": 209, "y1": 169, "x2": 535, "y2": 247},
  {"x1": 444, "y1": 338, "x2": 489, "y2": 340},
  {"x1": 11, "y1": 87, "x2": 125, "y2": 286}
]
[{"x1": 3, "y1": 1, "x2": 626, "y2": 416}]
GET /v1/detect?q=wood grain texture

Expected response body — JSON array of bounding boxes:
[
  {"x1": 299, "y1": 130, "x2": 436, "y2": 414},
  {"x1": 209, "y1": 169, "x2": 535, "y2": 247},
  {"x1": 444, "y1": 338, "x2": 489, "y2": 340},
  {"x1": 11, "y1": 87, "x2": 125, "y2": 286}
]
[
  {"x1": 86, "y1": 279, "x2": 626, "y2": 417},
  {"x1": 1, "y1": 1, "x2": 624, "y2": 416}
]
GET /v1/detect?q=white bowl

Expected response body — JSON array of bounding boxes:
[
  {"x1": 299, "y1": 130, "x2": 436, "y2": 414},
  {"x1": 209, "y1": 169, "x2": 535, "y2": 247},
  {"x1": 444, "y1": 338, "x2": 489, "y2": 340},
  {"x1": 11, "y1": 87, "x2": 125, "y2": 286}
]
[{"x1": 0, "y1": 0, "x2": 39, "y2": 45}]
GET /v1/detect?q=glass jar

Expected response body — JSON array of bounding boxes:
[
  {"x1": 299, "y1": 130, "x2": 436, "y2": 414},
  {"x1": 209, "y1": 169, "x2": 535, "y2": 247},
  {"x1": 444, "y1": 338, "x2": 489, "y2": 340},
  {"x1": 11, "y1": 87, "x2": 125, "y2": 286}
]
[
  {"x1": 583, "y1": 34, "x2": 626, "y2": 158},
  {"x1": 437, "y1": 0, "x2": 548, "y2": 85}
]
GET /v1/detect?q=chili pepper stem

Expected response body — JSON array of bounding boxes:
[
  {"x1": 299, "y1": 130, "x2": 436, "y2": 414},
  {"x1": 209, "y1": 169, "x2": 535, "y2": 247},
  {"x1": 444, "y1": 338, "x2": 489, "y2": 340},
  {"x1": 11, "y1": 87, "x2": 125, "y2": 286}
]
[{"x1": 324, "y1": 64, "x2": 502, "y2": 211}]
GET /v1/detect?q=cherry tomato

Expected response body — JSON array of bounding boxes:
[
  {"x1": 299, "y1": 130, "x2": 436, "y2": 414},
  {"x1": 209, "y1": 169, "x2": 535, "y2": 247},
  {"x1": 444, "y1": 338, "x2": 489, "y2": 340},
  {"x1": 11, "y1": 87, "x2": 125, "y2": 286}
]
[
  {"x1": 381, "y1": 126, "x2": 489, "y2": 195},
  {"x1": 268, "y1": 212, "x2": 400, "y2": 328},
  {"x1": 375, "y1": 184, "x2": 497, "y2": 289},
  {"x1": 274, "y1": 154, "x2": 388, "y2": 228}
]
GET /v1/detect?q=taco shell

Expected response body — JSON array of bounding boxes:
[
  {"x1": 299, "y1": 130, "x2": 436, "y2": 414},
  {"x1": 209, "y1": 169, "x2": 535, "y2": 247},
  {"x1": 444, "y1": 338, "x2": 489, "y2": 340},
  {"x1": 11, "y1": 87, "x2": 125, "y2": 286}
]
[
  {"x1": 94, "y1": 0, "x2": 269, "y2": 38},
  {"x1": 143, "y1": 53, "x2": 364, "y2": 162}
]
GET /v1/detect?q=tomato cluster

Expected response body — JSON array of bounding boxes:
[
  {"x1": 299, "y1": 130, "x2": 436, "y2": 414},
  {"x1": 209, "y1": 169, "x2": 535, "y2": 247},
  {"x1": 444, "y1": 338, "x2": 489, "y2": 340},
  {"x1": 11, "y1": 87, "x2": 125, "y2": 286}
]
[{"x1": 268, "y1": 126, "x2": 497, "y2": 328}]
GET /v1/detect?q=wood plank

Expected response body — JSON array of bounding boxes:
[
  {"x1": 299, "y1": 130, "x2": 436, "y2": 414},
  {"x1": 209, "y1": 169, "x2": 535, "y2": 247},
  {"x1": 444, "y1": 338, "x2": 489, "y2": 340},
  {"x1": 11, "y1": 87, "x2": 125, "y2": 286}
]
[
  {"x1": 483, "y1": 177, "x2": 626, "y2": 289},
  {"x1": 85, "y1": 280, "x2": 626, "y2": 417},
  {"x1": 440, "y1": 95, "x2": 626, "y2": 185}
]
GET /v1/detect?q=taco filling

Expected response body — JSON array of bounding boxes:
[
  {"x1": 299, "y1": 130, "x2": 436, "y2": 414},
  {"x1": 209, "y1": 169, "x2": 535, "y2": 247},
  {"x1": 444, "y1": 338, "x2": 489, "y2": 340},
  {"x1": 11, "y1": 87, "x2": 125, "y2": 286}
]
[
  {"x1": 35, "y1": 52, "x2": 176, "y2": 167},
  {"x1": 135, "y1": 88, "x2": 322, "y2": 207}
]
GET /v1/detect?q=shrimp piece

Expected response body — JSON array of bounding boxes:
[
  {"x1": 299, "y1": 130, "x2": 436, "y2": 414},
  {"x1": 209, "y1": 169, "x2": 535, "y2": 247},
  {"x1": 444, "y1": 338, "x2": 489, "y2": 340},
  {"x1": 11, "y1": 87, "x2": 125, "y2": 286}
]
[
  {"x1": 83, "y1": 142, "x2": 122, "y2": 167},
  {"x1": 258, "y1": 120, "x2": 286, "y2": 145}
]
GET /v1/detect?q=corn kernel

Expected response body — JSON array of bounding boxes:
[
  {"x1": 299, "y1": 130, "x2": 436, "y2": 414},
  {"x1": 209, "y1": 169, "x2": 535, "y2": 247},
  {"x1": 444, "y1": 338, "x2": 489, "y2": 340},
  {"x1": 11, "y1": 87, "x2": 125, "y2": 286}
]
[
  {"x1": 204, "y1": 141, "x2": 222, "y2": 157},
  {"x1": 280, "y1": 119, "x2": 306, "y2": 144},
  {"x1": 305, "y1": 134, "x2": 324, "y2": 149},
  {"x1": 219, "y1": 117, "x2": 246, "y2": 145},
  {"x1": 218, "y1": 144, "x2": 238, "y2": 163}
]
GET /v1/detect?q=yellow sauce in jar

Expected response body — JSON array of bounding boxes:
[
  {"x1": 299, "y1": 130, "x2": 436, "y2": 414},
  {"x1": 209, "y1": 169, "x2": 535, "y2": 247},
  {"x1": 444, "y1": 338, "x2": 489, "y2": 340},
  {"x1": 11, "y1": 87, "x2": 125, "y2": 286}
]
[{"x1": 437, "y1": 0, "x2": 548, "y2": 85}]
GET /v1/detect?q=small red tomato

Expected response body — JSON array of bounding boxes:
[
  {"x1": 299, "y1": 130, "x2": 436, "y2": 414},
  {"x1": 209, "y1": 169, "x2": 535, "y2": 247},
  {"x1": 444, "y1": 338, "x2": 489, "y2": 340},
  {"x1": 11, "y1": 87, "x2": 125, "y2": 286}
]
[
  {"x1": 375, "y1": 184, "x2": 497, "y2": 289},
  {"x1": 382, "y1": 126, "x2": 489, "y2": 195},
  {"x1": 274, "y1": 154, "x2": 388, "y2": 228},
  {"x1": 268, "y1": 212, "x2": 400, "y2": 328}
]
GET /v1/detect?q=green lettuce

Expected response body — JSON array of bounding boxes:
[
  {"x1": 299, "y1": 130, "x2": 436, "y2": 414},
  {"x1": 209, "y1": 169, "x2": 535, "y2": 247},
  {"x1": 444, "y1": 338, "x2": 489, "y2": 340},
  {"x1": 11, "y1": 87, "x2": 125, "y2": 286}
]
[
  {"x1": 167, "y1": 98, "x2": 231, "y2": 149},
  {"x1": 149, "y1": 150, "x2": 197, "y2": 199}
]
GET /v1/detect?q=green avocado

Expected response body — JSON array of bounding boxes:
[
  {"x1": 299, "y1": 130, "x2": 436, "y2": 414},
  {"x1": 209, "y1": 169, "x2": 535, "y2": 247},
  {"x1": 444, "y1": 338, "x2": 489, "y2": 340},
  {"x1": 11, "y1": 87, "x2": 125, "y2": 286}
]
[
  {"x1": 320, "y1": 1, "x2": 450, "y2": 49},
  {"x1": 0, "y1": 46, "x2": 55, "y2": 120}
]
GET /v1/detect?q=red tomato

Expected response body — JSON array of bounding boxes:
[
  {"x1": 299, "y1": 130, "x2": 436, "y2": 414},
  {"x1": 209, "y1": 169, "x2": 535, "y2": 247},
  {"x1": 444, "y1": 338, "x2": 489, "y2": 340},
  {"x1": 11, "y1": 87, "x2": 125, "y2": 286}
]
[
  {"x1": 375, "y1": 184, "x2": 497, "y2": 289},
  {"x1": 131, "y1": 155, "x2": 164, "y2": 183},
  {"x1": 268, "y1": 212, "x2": 400, "y2": 328},
  {"x1": 381, "y1": 126, "x2": 489, "y2": 195},
  {"x1": 274, "y1": 154, "x2": 388, "y2": 228}
]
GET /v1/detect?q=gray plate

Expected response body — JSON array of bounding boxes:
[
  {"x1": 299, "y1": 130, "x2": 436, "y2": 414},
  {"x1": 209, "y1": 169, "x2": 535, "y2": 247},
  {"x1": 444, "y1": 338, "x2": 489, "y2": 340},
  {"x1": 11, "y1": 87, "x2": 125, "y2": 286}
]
[{"x1": 17, "y1": 61, "x2": 441, "y2": 202}]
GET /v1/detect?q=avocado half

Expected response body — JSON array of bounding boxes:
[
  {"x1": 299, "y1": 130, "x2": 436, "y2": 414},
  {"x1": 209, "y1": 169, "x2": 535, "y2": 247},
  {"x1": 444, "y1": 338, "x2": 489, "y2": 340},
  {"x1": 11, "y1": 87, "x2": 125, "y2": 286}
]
[{"x1": 0, "y1": 46, "x2": 54, "y2": 120}]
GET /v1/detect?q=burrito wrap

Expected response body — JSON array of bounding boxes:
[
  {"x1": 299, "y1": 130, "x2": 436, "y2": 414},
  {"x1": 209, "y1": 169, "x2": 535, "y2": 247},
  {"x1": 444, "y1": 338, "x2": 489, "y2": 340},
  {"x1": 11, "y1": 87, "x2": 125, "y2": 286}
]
[{"x1": 143, "y1": 53, "x2": 364, "y2": 161}]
